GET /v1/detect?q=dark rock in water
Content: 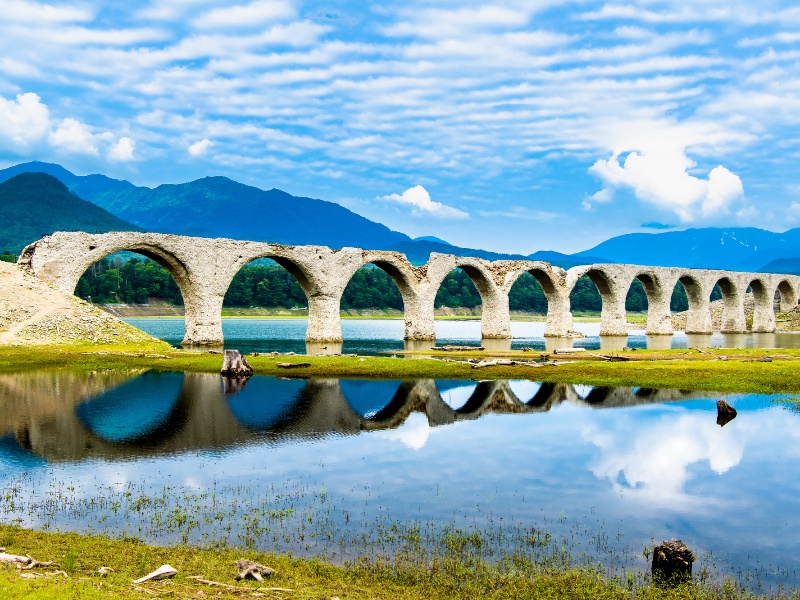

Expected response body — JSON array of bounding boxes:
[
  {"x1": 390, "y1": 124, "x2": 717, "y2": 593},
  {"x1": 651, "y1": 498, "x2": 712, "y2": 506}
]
[
  {"x1": 652, "y1": 539, "x2": 694, "y2": 586},
  {"x1": 716, "y1": 399, "x2": 737, "y2": 427},
  {"x1": 220, "y1": 349, "x2": 253, "y2": 377}
]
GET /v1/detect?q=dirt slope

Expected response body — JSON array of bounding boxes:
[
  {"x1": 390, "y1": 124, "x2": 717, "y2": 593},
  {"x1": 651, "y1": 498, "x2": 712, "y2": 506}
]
[{"x1": 0, "y1": 261, "x2": 167, "y2": 346}]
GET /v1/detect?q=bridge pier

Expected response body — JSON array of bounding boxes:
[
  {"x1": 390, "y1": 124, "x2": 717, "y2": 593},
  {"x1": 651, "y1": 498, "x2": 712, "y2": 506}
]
[
  {"x1": 752, "y1": 291, "x2": 777, "y2": 333},
  {"x1": 642, "y1": 277, "x2": 674, "y2": 335},
  {"x1": 183, "y1": 290, "x2": 225, "y2": 346},
  {"x1": 403, "y1": 293, "x2": 437, "y2": 340},
  {"x1": 720, "y1": 292, "x2": 748, "y2": 333},
  {"x1": 599, "y1": 295, "x2": 628, "y2": 337},
  {"x1": 480, "y1": 291, "x2": 512, "y2": 339},
  {"x1": 306, "y1": 295, "x2": 343, "y2": 343},
  {"x1": 543, "y1": 292, "x2": 573, "y2": 337},
  {"x1": 685, "y1": 303, "x2": 714, "y2": 334}
]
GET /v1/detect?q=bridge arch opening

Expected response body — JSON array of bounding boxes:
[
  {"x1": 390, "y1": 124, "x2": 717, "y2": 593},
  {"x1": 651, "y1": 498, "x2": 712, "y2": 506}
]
[
  {"x1": 74, "y1": 248, "x2": 192, "y2": 343},
  {"x1": 219, "y1": 257, "x2": 311, "y2": 350},
  {"x1": 669, "y1": 276, "x2": 721, "y2": 332},
  {"x1": 714, "y1": 276, "x2": 745, "y2": 332},
  {"x1": 775, "y1": 280, "x2": 797, "y2": 313},
  {"x1": 339, "y1": 262, "x2": 410, "y2": 345},
  {"x1": 624, "y1": 277, "x2": 649, "y2": 314},
  {"x1": 432, "y1": 266, "x2": 489, "y2": 342},
  {"x1": 570, "y1": 268, "x2": 630, "y2": 337},
  {"x1": 508, "y1": 269, "x2": 554, "y2": 317},
  {"x1": 568, "y1": 273, "x2": 603, "y2": 316},
  {"x1": 223, "y1": 259, "x2": 308, "y2": 312}
]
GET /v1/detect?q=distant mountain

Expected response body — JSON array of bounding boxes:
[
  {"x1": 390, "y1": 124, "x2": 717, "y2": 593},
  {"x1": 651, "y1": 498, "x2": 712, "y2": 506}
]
[
  {"x1": 527, "y1": 250, "x2": 611, "y2": 269},
  {"x1": 1, "y1": 163, "x2": 410, "y2": 250},
  {"x1": 0, "y1": 173, "x2": 141, "y2": 253},
  {"x1": 386, "y1": 239, "x2": 527, "y2": 264},
  {"x1": 576, "y1": 228, "x2": 800, "y2": 271},
  {"x1": 0, "y1": 161, "x2": 135, "y2": 200},
  {"x1": 414, "y1": 235, "x2": 451, "y2": 245},
  {"x1": 758, "y1": 257, "x2": 800, "y2": 274}
]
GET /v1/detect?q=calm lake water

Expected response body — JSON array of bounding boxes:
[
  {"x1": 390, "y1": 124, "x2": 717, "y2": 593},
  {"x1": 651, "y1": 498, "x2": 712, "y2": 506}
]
[
  {"x1": 125, "y1": 317, "x2": 800, "y2": 354},
  {"x1": 1, "y1": 368, "x2": 799, "y2": 591}
]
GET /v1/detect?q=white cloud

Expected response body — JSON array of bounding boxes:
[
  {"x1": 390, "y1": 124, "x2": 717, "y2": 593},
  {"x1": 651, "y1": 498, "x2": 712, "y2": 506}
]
[
  {"x1": 188, "y1": 138, "x2": 213, "y2": 156},
  {"x1": 1, "y1": 0, "x2": 93, "y2": 23},
  {"x1": 48, "y1": 118, "x2": 99, "y2": 155},
  {"x1": 584, "y1": 410, "x2": 746, "y2": 504},
  {"x1": 374, "y1": 412, "x2": 431, "y2": 450},
  {"x1": 0, "y1": 92, "x2": 50, "y2": 151},
  {"x1": 589, "y1": 144, "x2": 744, "y2": 221},
  {"x1": 192, "y1": 0, "x2": 295, "y2": 29},
  {"x1": 379, "y1": 185, "x2": 469, "y2": 219},
  {"x1": 108, "y1": 137, "x2": 136, "y2": 162}
]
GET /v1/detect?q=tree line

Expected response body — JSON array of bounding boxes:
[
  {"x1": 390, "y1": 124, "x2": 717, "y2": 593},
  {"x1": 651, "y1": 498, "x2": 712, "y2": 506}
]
[{"x1": 75, "y1": 256, "x2": 715, "y2": 312}]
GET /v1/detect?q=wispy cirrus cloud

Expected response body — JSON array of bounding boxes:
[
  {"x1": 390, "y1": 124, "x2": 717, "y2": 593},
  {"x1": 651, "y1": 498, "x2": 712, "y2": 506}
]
[{"x1": 1, "y1": 1, "x2": 800, "y2": 251}]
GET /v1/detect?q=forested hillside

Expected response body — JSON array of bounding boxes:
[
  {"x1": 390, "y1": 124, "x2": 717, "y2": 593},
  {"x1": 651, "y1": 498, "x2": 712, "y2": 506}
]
[
  {"x1": 76, "y1": 257, "x2": 704, "y2": 313},
  {"x1": 0, "y1": 173, "x2": 141, "y2": 253}
]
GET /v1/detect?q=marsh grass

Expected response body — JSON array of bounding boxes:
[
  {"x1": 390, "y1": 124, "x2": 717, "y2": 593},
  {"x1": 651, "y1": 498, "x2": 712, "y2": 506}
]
[
  {"x1": 0, "y1": 524, "x2": 794, "y2": 599},
  {"x1": 1, "y1": 473, "x2": 797, "y2": 598}
]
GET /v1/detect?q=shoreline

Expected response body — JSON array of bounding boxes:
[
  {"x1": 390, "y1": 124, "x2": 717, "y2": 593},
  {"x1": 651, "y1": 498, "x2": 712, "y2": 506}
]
[
  {"x1": 2, "y1": 343, "x2": 800, "y2": 395},
  {"x1": 0, "y1": 525, "x2": 770, "y2": 599}
]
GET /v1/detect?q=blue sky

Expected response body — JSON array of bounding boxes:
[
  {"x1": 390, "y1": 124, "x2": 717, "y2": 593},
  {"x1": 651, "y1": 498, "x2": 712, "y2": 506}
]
[{"x1": 1, "y1": 1, "x2": 799, "y2": 253}]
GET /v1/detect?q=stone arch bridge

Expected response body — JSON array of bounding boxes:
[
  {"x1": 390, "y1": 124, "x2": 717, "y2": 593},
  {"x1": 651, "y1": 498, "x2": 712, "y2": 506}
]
[{"x1": 19, "y1": 231, "x2": 800, "y2": 346}]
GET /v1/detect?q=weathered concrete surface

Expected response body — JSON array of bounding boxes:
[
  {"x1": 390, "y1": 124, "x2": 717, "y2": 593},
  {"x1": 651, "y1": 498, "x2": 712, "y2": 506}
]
[{"x1": 19, "y1": 231, "x2": 800, "y2": 346}]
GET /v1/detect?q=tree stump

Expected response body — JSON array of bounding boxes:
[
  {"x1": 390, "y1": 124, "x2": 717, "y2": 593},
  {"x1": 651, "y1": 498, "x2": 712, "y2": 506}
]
[
  {"x1": 652, "y1": 539, "x2": 694, "y2": 586},
  {"x1": 220, "y1": 350, "x2": 253, "y2": 377},
  {"x1": 716, "y1": 399, "x2": 737, "y2": 427},
  {"x1": 234, "y1": 558, "x2": 275, "y2": 581}
]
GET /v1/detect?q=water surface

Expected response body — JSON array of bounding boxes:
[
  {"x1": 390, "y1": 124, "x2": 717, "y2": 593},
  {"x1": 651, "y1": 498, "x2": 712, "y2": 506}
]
[
  {"x1": 1, "y1": 368, "x2": 799, "y2": 591},
  {"x1": 124, "y1": 317, "x2": 800, "y2": 354}
]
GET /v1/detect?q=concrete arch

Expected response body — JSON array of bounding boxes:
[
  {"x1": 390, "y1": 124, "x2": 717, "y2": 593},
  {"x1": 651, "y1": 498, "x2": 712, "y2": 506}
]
[
  {"x1": 714, "y1": 275, "x2": 747, "y2": 333},
  {"x1": 675, "y1": 273, "x2": 714, "y2": 334},
  {"x1": 626, "y1": 269, "x2": 674, "y2": 335},
  {"x1": 774, "y1": 278, "x2": 799, "y2": 313},
  {"x1": 24, "y1": 236, "x2": 191, "y2": 301},
  {"x1": 426, "y1": 254, "x2": 510, "y2": 339},
  {"x1": 344, "y1": 251, "x2": 431, "y2": 340},
  {"x1": 503, "y1": 262, "x2": 572, "y2": 337},
  {"x1": 567, "y1": 265, "x2": 630, "y2": 336},
  {"x1": 18, "y1": 231, "x2": 216, "y2": 344},
  {"x1": 748, "y1": 277, "x2": 775, "y2": 333}
]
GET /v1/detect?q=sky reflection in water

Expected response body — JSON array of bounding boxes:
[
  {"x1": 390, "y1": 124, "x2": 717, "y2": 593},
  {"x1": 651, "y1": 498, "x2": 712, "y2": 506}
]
[{"x1": 1, "y1": 369, "x2": 799, "y2": 589}]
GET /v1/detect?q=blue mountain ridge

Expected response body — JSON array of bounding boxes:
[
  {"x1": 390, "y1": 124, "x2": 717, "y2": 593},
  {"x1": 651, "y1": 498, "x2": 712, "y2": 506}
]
[
  {"x1": 5, "y1": 162, "x2": 800, "y2": 272},
  {"x1": 577, "y1": 228, "x2": 800, "y2": 271}
]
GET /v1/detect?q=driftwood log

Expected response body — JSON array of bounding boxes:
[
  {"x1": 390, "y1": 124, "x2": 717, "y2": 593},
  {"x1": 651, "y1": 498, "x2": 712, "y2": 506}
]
[
  {"x1": 276, "y1": 362, "x2": 311, "y2": 369},
  {"x1": 652, "y1": 539, "x2": 694, "y2": 586},
  {"x1": 220, "y1": 350, "x2": 253, "y2": 377},
  {"x1": 0, "y1": 552, "x2": 58, "y2": 570},
  {"x1": 433, "y1": 345, "x2": 484, "y2": 351},
  {"x1": 234, "y1": 558, "x2": 275, "y2": 581},
  {"x1": 716, "y1": 399, "x2": 738, "y2": 427}
]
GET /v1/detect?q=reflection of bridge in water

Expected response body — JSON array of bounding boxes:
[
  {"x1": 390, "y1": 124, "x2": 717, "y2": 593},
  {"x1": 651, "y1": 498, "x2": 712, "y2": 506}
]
[{"x1": 0, "y1": 371, "x2": 718, "y2": 462}]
